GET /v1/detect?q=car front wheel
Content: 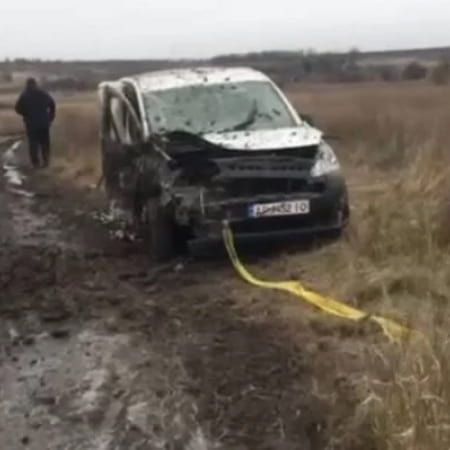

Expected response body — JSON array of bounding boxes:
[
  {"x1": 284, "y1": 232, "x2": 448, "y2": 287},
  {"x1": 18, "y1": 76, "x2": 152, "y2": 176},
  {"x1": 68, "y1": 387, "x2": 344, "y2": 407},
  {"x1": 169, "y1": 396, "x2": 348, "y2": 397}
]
[{"x1": 143, "y1": 198, "x2": 175, "y2": 262}]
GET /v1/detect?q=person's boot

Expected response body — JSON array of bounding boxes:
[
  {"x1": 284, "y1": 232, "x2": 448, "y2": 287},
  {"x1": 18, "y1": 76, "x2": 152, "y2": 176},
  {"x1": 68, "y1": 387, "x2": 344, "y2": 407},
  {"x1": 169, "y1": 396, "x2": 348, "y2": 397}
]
[
  {"x1": 31, "y1": 157, "x2": 40, "y2": 169},
  {"x1": 42, "y1": 147, "x2": 50, "y2": 168},
  {"x1": 29, "y1": 151, "x2": 39, "y2": 169}
]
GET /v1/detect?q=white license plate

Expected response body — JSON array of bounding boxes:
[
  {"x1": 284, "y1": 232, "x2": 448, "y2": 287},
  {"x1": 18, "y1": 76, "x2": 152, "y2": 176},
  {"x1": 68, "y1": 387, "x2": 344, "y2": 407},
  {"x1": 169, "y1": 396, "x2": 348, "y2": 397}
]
[{"x1": 249, "y1": 200, "x2": 310, "y2": 218}]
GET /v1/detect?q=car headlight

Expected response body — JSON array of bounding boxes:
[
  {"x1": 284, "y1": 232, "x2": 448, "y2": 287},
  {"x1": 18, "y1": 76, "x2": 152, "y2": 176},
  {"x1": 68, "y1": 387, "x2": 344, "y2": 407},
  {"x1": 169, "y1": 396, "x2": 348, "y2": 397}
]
[{"x1": 311, "y1": 142, "x2": 341, "y2": 177}]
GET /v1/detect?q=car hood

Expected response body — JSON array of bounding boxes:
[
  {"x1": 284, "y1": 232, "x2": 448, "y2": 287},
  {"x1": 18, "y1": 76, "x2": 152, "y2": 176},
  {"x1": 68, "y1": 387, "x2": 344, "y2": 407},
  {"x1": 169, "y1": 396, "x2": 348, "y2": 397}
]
[{"x1": 202, "y1": 125, "x2": 323, "y2": 151}]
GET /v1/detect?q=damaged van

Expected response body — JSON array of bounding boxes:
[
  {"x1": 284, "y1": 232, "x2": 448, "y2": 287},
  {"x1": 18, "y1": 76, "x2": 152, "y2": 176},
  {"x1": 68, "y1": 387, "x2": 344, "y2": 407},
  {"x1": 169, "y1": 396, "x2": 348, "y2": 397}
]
[{"x1": 99, "y1": 67, "x2": 349, "y2": 260}]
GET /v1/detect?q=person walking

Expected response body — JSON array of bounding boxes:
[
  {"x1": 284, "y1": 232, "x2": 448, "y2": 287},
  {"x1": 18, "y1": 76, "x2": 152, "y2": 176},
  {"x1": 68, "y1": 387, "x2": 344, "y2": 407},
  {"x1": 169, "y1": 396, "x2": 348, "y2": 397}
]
[{"x1": 15, "y1": 78, "x2": 56, "y2": 168}]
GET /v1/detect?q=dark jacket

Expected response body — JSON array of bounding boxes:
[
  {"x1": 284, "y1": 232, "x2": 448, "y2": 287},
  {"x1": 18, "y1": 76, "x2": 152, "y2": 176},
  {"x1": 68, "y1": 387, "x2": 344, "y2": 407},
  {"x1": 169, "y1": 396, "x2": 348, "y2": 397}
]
[{"x1": 15, "y1": 86, "x2": 56, "y2": 131}]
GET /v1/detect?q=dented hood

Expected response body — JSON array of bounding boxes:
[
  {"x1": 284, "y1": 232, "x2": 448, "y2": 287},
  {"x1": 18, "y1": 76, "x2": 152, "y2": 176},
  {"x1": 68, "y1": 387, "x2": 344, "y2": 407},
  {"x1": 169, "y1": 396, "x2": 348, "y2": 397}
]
[{"x1": 202, "y1": 125, "x2": 323, "y2": 151}]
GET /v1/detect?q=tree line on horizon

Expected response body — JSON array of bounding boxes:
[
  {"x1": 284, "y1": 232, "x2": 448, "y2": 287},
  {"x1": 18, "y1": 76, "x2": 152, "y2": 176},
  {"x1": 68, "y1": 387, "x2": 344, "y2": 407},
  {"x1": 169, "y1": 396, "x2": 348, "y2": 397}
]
[{"x1": 1, "y1": 49, "x2": 450, "y2": 88}]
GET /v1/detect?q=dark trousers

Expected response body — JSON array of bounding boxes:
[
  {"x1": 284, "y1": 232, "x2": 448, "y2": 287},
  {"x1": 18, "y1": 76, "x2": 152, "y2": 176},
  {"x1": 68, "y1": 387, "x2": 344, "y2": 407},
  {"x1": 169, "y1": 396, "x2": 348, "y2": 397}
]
[{"x1": 27, "y1": 127, "x2": 50, "y2": 168}]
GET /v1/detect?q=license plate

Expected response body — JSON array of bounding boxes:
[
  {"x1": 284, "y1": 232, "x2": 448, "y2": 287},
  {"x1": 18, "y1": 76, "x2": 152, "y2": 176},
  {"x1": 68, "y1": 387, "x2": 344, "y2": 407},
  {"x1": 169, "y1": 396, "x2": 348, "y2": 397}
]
[{"x1": 249, "y1": 200, "x2": 310, "y2": 218}]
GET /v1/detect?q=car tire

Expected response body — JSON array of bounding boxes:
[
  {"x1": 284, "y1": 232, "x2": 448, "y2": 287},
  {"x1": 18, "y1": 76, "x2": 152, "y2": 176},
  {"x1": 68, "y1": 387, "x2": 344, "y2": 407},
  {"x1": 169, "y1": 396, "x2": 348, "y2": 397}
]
[
  {"x1": 342, "y1": 202, "x2": 350, "y2": 227},
  {"x1": 327, "y1": 200, "x2": 351, "y2": 241},
  {"x1": 144, "y1": 198, "x2": 175, "y2": 263}
]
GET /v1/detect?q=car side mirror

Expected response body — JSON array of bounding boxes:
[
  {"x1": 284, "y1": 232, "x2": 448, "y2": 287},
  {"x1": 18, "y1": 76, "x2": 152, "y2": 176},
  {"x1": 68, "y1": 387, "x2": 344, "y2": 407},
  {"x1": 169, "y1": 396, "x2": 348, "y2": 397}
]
[{"x1": 299, "y1": 113, "x2": 315, "y2": 127}]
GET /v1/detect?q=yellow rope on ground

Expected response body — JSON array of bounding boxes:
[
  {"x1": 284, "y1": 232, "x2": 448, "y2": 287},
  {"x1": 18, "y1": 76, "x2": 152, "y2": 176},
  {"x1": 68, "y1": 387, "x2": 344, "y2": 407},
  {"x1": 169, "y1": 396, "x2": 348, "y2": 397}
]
[{"x1": 222, "y1": 223, "x2": 422, "y2": 343}]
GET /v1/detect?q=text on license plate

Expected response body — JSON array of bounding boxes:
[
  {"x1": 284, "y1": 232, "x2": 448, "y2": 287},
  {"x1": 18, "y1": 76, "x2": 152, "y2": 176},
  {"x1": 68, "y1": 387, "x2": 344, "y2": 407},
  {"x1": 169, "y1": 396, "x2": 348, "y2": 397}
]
[{"x1": 249, "y1": 200, "x2": 310, "y2": 218}]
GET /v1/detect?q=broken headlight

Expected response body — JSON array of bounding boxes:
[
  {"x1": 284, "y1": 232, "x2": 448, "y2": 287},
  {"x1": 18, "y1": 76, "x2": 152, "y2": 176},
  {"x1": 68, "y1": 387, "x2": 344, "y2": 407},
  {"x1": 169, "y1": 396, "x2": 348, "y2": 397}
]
[{"x1": 311, "y1": 142, "x2": 340, "y2": 177}]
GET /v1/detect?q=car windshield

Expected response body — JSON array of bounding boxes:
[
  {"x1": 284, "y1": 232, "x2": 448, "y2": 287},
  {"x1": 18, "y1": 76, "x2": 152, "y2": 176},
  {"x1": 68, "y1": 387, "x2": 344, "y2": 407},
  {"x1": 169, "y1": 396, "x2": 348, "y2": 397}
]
[{"x1": 143, "y1": 80, "x2": 297, "y2": 135}]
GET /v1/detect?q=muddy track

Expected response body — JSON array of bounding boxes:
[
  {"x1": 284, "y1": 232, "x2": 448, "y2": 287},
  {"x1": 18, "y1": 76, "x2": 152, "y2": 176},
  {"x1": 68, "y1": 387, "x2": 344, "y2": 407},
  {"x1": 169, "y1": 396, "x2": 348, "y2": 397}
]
[{"x1": 0, "y1": 140, "x2": 362, "y2": 450}]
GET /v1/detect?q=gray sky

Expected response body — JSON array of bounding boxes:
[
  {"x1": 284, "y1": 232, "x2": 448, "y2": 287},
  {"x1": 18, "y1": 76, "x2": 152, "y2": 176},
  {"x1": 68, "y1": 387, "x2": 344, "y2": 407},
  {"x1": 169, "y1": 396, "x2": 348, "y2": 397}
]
[{"x1": 1, "y1": 0, "x2": 449, "y2": 60}]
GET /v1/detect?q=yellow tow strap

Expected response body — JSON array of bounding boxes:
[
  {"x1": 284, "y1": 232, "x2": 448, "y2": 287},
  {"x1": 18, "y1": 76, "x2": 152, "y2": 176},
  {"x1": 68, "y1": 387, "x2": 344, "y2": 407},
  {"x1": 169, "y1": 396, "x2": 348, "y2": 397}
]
[{"x1": 223, "y1": 223, "x2": 421, "y2": 343}]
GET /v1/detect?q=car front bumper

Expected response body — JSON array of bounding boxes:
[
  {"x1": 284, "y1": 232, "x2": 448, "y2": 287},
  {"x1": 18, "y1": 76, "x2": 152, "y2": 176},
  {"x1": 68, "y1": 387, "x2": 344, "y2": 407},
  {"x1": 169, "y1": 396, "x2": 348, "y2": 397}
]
[{"x1": 186, "y1": 173, "x2": 349, "y2": 248}]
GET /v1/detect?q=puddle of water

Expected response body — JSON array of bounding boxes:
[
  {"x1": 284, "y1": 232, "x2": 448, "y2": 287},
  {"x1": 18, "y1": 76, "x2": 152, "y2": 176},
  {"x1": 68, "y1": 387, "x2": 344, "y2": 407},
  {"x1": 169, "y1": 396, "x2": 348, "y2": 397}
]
[
  {"x1": 2, "y1": 140, "x2": 26, "y2": 187},
  {"x1": 1, "y1": 139, "x2": 67, "y2": 247},
  {"x1": 4, "y1": 163, "x2": 25, "y2": 186},
  {"x1": 4, "y1": 140, "x2": 22, "y2": 160},
  {"x1": 7, "y1": 187, "x2": 35, "y2": 198}
]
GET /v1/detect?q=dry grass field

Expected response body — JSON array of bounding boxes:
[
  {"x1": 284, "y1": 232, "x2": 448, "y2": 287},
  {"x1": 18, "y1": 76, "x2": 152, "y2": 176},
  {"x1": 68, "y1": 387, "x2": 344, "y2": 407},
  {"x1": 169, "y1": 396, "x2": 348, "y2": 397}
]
[
  {"x1": 288, "y1": 82, "x2": 450, "y2": 449},
  {"x1": 2, "y1": 80, "x2": 450, "y2": 448}
]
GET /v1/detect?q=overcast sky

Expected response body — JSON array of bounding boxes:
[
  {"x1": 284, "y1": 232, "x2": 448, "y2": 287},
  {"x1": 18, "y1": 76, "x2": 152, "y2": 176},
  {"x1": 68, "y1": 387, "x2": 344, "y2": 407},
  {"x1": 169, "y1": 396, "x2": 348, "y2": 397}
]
[{"x1": 1, "y1": 0, "x2": 449, "y2": 60}]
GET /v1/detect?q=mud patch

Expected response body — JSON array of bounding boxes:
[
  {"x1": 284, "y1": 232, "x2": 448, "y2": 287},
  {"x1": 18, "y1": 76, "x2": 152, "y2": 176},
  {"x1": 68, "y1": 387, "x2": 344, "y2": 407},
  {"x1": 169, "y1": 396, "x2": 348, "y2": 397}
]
[
  {"x1": 1, "y1": 140, "x2": 63, "y2": 247},
  {"x1": 0, "y1": 320, "x2": 214, "y2": 450}
]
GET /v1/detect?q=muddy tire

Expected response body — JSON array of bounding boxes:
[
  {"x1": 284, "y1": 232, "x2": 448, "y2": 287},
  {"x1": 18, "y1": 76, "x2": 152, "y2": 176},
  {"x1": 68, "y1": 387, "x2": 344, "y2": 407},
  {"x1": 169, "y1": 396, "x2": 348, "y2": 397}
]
[{"x1": 144, "y1": 199, "x2": 174, "y2": 262}]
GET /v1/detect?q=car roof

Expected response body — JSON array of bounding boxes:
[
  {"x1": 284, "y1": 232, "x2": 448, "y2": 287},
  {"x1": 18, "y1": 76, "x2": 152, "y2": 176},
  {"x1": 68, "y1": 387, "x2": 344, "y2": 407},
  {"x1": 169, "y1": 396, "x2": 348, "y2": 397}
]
[{"x1": 127, "y1": 67, "x2": 271, "y2": 92}]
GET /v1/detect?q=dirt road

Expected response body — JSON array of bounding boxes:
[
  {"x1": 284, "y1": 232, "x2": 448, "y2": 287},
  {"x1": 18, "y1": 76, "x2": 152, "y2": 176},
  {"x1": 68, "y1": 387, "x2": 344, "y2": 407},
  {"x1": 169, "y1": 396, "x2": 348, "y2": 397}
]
[{"x1": 0, "y1": 140, "x2": 363, "y2": 450}]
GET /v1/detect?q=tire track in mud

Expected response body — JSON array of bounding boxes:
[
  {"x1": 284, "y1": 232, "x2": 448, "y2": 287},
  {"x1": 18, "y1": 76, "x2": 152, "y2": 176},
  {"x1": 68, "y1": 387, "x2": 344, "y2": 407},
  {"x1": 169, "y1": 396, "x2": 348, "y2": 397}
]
[{"x1": 0, "y1": 140, "x2": 362, "y2": 450}]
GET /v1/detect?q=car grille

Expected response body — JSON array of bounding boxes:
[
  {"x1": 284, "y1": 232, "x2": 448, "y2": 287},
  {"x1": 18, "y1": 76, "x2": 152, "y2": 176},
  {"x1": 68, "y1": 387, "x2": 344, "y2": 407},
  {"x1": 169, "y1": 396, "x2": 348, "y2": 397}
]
[{"x1": 220, "y1": 178, "x2": 326, "y2": 197}]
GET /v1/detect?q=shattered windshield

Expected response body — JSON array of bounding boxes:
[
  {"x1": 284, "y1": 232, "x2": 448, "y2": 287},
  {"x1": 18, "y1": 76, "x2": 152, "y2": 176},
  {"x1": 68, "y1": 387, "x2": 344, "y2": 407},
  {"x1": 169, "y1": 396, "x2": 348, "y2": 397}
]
[{"x1": 144, "y1": 81, "x2": 297, "y2": 135}]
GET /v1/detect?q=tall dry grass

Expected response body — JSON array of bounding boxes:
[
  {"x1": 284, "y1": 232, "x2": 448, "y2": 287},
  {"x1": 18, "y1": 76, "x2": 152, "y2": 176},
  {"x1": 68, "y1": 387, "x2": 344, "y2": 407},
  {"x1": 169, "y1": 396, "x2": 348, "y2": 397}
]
[
  {"x1": 0, "y1": 98, "x2": 22, "y2": 135},
  {"x1": 287, "y1": 82, "x2": 450, "y2": 449},
  {"x1": 51, "y1": 97, "x2": 101, "y2": 186}
]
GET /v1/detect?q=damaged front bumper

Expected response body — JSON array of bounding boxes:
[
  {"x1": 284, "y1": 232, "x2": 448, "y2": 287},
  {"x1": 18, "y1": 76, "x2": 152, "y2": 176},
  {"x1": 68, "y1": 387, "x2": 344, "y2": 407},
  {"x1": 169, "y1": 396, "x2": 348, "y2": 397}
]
[{"x1": 178, "y1": 173, "x2": 349, "y2": 248}]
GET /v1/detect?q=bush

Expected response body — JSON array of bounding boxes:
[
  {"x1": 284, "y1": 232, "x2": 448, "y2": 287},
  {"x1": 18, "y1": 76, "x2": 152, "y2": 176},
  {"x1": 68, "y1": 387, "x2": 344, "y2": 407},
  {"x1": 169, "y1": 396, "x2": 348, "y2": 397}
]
[
  {"x1": 376, "y1": 65, "x2": 401, "y2": 82},
  {"x1": 431, "y1": 60, "x2": 450, "y2": 85},
  {"x1": 0, "y1": 70, "x2": 13, "y2": 83},
  {"x1": 402, "y1": 62, "x2": 428, "y2": 81}
]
